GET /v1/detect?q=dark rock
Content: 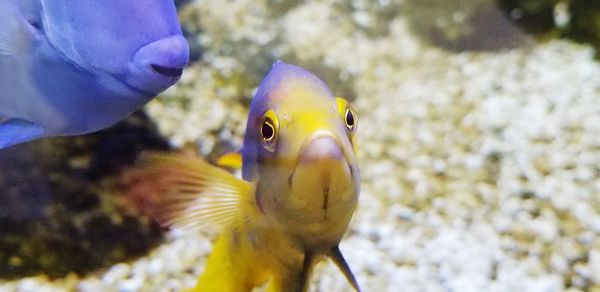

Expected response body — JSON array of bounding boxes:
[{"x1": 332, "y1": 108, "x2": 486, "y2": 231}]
[
  {"x1": 0, "y1": 146, "x2": 52, "y2": 221},
  {"x1": 403, "y1": 0, "x2": 532, "y2": 51},
  {"x1": 497, "y1": 0, "x2": 600, "y2": 58},
  {"x1": 497, "y1": 0, "x2": 558, "y2": 34},
  {"x1": 0, "y1": 111, "x2": 168, "y2": 279},
  {"x1": 563, "y1": 1, "x2": 600, "y2": 55}
]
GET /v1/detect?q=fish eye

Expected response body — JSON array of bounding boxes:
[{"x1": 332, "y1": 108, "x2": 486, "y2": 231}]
[
  {"x1": 262, "y1": 119, "x2": 275, "y2": 140},
  {"x1": 345, "y1": 107, "x2": 356, "y2": 131},
  {"x1": 336, "y1": 97, "x2": 357, "y2": 134},
  {"x1": 260, "y1": 110, "x2": 279, "y2": 152}
]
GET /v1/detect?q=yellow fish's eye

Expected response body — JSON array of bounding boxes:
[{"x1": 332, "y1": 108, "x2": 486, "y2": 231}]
[
  {"x1": 336, "y1": 97, "x2": 357, "y2": 134},
  {"x1": 344, "y1": 106, "x2": 357, "y2": 132},
  {"x1": 261, "y1": 109, "x2": 279, "y2": 152}
]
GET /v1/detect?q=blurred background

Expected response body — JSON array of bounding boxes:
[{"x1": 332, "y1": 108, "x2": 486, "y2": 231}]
[{"x1": 0, "y1": 0, "x2": 599, "y2": 291}]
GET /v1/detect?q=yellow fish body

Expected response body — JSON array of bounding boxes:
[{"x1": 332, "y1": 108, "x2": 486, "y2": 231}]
[{"x1": 129, "y1": 61, "x2": 360, "y2": 291}]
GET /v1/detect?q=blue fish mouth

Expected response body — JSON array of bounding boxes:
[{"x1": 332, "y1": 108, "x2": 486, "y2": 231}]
[{"x1": 151, "y1": 64, "x2": 183, "y2": 77}]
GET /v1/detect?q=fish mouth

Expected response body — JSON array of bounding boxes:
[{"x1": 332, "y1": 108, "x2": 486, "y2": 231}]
[
  {"x1": 151, "y1": 64, "x2": 184, "y2": 77},
  {"x1": 122, "y1": 65, "x2": 181, "y2": 97},
  {"x1": 125, "y1": 35, "x2": 189, "y2": 95}
]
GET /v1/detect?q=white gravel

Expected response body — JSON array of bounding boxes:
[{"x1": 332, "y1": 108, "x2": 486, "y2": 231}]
[{"x1": 1, "y1": 0, "x2": 599, "y2": 291}]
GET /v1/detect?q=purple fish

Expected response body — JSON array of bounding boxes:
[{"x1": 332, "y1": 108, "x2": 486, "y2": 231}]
[{"x1": 0, "y1": 0, "x2": 189, "y2": 148}]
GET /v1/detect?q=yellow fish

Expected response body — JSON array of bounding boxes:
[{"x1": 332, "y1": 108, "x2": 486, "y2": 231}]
[{"x1": 128, "y1": 61, "x2": 360, "y2": 291}]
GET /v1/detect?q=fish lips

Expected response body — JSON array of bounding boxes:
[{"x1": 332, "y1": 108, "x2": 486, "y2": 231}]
[
  {"x1": 295, "y1": 132, "x2": 354, "y2": 181},
  {"x1": 125, "y1": 34, "x2": 189, "y2": 95},
  {"x1": 297, "y1": 134, "x2": 345, "y2": 165}
]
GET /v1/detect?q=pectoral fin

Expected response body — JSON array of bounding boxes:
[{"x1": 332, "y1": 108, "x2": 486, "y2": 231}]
[
  {"x1": 296, "y1": 247, "x2": 360, "y2": 292},
  {"x1": 297, "y1": 251, "x2": 316, "y2": 292},
  {"x1": 328, "y1": 246, "x2": 360, "y2": 292},
  {"x1": 123, "y1": 152, "x2": 256, "y2": 230},
  {"x1": 0, "y1": 118, "x2": 46, "y2": 149}
]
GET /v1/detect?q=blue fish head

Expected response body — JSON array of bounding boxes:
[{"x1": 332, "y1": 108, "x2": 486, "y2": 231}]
[{"x1": 41, "y1": 0, "x2": 189, "y2": 95}]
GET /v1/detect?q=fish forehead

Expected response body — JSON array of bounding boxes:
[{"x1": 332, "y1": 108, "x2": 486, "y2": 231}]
[
  {"x1": 40, "y1": 0, "x2": 181, "y2": 72},
  {"x1": 277, "y1": 96, "x2": 341, "y2": 139},
  {"x1": 249, "y1": 62, "x2": 334, "y2": 115},
  {"x1": 249, "y1": 62, "x2": 342, "y2": 144},
  {"x1": 276, "y1": 88, "x2": 337, "y2": 118}
]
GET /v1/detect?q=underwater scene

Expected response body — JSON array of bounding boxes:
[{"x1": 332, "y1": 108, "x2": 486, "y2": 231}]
[{"x1": 1, "y1": 0, "x2": 599, "y2": 291}]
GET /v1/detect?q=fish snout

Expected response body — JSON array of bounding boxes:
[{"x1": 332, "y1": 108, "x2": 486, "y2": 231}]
[
  {"x1": 298, "y1": 136, "x2": 344, "y2": 165},
  {"x1": 126, "y1": 35, "x2": 189, "y2": 95}
]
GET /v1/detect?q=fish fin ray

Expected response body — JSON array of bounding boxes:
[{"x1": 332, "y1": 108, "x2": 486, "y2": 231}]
[
  {"x1": 123, "y1": 152, "x2": 255, "y2": 231},
  {"x1": 0, "y1": 1, "x2": 35, "y2": 55},
  {"x1": 0, "y1": 118, "x2": 46, "y2": 149},
  {"x1": 297, "y1": 251, "x2": 316, "y2": 292},
  {"x1": 328, "y1": 246, "x2": 361, "y2": 292}
]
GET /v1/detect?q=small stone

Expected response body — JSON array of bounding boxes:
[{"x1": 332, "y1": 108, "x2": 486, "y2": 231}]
[
  {"x1": 590, "y1": 250, "x2": 600, "y2": 284},
  {"x1": 101, "y1": 263, "x2": 131, "y2": 285}
]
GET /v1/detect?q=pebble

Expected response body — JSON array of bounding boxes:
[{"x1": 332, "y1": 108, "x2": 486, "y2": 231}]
[{"x1": 1, "y1": 1, "x2": 599, "y2": 291}]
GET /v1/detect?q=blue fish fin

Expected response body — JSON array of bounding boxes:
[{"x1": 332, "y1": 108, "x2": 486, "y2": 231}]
[
  {"x1": 0, "y1": 0, "x2": 35, "y2": 55},
  {"x1": 0, "y1": 118, "x2": 46, "y2": 149}
]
